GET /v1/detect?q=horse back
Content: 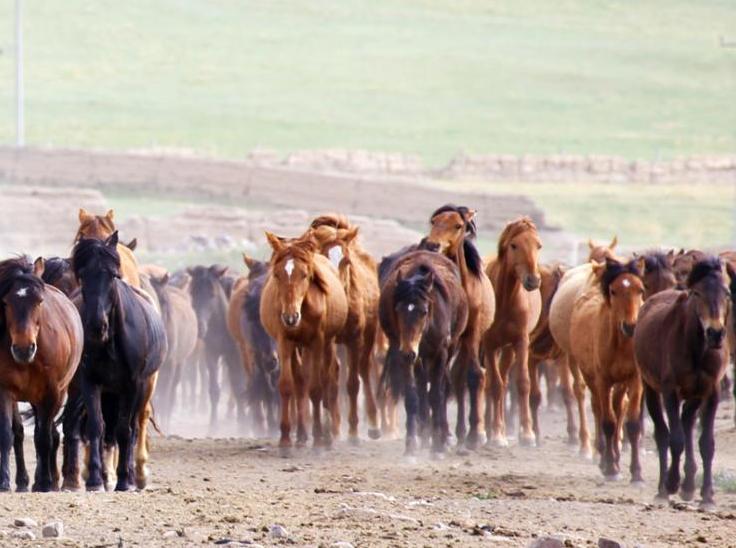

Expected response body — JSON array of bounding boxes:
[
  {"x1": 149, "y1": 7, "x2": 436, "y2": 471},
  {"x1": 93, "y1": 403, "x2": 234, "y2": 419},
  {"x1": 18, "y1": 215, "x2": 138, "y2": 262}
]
[
  {"x1": 549, "y1": 263, "x2": 595, "y2": 355},
  {"x1": 116, "y1": 244, "x2": 141, "y2": 288}
]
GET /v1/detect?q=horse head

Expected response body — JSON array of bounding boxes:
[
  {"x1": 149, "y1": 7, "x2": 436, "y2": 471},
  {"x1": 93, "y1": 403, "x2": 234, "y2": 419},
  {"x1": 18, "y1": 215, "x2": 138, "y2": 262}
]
[
  {"x1": 187, "y1": 264, "x2": 228, "y2": 339},
  {"x1": 0, "y1": 257, "x2": 46, "y2": 364},
  {"x1": 593, "y1": 256, "x2": 645, "y2": 338},
  {"x1": 393, "y1": 265, "x2": 436, "y2": 362},
  {"x1": 425, "y1": 204, "x2": 476, "y2": 256},
  {"x1": 498, "y1": 216, "x2": 542, "y2": 291},
  {"x1": 687, "y1": 258, "x2": 731, "y2": 350}
]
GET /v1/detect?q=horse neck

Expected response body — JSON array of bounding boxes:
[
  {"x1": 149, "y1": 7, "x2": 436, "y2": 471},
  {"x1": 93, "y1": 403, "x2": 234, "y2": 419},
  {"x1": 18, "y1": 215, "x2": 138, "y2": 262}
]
[
  {"x1": 447, "y1": 238, "x2": 471, "y2": 288},
  {"x1": 683, "y1": 298, "x2": 707, "y2": 360},
  {"x1": 601, "y1": 301, "x2": 627, "y2": 352},
  {"x1": 494, "y1": 254, "x2": 522, "y2": 308}
]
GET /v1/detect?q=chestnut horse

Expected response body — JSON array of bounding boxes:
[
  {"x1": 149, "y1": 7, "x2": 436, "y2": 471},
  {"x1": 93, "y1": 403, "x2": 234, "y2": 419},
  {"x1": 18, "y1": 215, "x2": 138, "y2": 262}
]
[
  {"x1": 635, "y1": 258, "x2": 731, "y2": 510},
  {"x1": 424, "y1": 205, "x2": 495, "y2": 449},
  {"x1": 0, "y1": 257, "x2": 83, "y2": 492},
  {"x1": 482, "y1": 217, "x2": 542, "y2": 446},
  {"x1": 379, "y1": 251, "x2": 468, "y2": 454},
  {"x1": 261, "y1": 232, "x2": 347, "y2": 454},
  {"x1": 570, "y1": 257, "x2": 645, "y2": 481},
  {"x1": 310, "y1": 214, "x2": 381, "y2": 442}
]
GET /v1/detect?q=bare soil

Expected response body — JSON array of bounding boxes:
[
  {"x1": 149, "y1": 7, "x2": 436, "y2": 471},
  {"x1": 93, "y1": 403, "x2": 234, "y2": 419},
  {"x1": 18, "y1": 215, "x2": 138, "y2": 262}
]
[{"x1": 3, "y1": 398, "x2": 736, "y2": 547}]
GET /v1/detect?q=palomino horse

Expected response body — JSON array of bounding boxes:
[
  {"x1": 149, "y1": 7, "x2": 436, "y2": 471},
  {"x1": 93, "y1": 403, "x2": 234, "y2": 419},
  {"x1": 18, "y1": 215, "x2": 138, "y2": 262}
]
[
  {"x1": 71, "y1": 233, "x2": 167, "y2": 491},
  {"x1": 148, "y1": 271, "x2": 198, "y2": 431},
  {"x1": 0, "y1": 257, "x2": 83, "y2": 492},
  {"x1": 379, "y1": 251, "x2": 468, "y2": 455},
  {"x1": 588, "y1": 236, "x2": 619, "y2": 263},
  {"x1": 483, "y1": 217, "x2": 542, "y2": 446},
  {"x1": 424, "y1": 205, "x2": 495, "y2": 449},
  {"x1": 635, "y1": 258, "x2": 731, "y2": 510},
  {"x1": 570, "y1": 257, "x2": 646, "y2": 481},
  {"x1": 310, "y1": 214, "x2": 381, "y2": 442},
  {"x1": 261, "y1": 232, "x2": 347, "y2": 454}
]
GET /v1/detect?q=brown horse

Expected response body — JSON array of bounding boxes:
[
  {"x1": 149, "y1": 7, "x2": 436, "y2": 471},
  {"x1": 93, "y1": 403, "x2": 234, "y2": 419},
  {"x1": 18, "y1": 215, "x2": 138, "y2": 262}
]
[
  {"x1": 588, "y1": 236, "x2": 619, "y2": 263},
  {"x1": 482, "y1": 217, "x2": 542, "y2": 446},
  {"x1": 0, "y1": 257, "x2": 83, "y2": 491},
  {"x1": 310, "y1": 214, "x2": 381, "y2": 442},
  {"x1": 635, "y1": 258, "x2": 731, "y2": 509},
  {"x1": 261, "y1": 232, "x2": 348, "y2": 454},
  {"x1": 672, "y1": 249, "x2": 707, "y2": 289},
  {"x1": 424, "y1": 205, "x2": 495, "y2": 449},
  {"x1": 570, "y1": 257, "x2": 646, "y2": 481}
]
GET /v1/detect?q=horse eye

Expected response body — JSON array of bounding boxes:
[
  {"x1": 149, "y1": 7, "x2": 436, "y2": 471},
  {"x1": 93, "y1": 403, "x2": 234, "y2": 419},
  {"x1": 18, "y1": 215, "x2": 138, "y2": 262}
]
[
  {"x1": 455, "y1": 224, "x2": 463, "y2": 230},
  {"x1": 610, "y1": 289, "x2": 616, "y2": 296},
  {"x1": 510, "y1": 243, "x2": 517, "y2": 250}
]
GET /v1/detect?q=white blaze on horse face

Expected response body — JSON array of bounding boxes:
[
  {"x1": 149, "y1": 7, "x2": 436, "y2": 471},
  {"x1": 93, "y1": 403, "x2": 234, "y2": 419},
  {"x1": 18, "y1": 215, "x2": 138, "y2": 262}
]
[
  {"x1": 16, "y1": 287, "x2": 28, "y2": 298},
  {"x1": 328, "y1": 245, "x2": 343, "y2": 269},
  {"x1": 622, "y1": 278, "x2": 631, "y2": 288},
  {"x1": 407, "y1": 304, "x2": 415, "y2": 312},
  {"x1": 284, "y1": 258, "x2": 295, "y2": 280}
]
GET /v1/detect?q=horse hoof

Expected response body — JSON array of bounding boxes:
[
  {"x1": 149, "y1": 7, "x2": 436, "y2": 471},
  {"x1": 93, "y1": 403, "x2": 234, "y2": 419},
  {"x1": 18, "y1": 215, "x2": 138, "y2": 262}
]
[
  {"x1": 580, "y1": 448, "x2": 594, "y2": 461},
  {"x1": 518, "y1": 434, "x2": 536, "y2": 448},
  {"x1": 16, "y1": 485, "x2": 29, "y2": 493},
  {"x1": 115, "y1": 481, "x2": 135, "y2": 492},
  {"x1": 348, "y1": 436, "x2": 361, "y2": 447},
  {"x1": 653, "y1": 494, "x2": 669, "y2": 506},
  {"x1": 61, "y1": 484, "x2": 81, "y2": 493},
  {"x1": 430, "y1": 450, "x2": 446, "y2": 461},
  {"x1": 455, "y1": 446, "x2": 470, "y2": 456},
  {"x1": 32, "y1": 483, "x2": 52, "y2": 493},
  {"x1": 368, "y1": 428, "x2": 381, "y2": 440},
  {"x1": 603, "y1": 472, "x2": 621, "y2": 482},
  {"x1": 278, "y1": 446, "x2": 293, "y2": 459},
  {"x1": 699, "y1": 500, "x2": 716, "y2": 512},
  {"x1": 566, "y1": 436, "x2": 579, "y2": 447},
  {"x1": 680, "y1": 488, "x2": 695, "y2": 502},
  {"x1": 486, "y1": 437, "x2": 509, "y2": 448},
  {"x1": 86, "y1": 483, "x2": 105, "y2": 493},
  {"x1": 631, "y1": 479, "x2": 645, "y2": 489}
]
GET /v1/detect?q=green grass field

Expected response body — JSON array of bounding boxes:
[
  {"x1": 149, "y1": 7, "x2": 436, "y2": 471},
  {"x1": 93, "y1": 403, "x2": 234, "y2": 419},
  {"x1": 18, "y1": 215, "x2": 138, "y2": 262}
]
[{"x1": 0, "y1": 1, "x2": 734, "y2": 163}]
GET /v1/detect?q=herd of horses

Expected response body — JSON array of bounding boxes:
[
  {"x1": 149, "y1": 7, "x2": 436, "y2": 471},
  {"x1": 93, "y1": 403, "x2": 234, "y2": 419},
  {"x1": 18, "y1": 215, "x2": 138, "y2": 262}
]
[{"x1": 0, "y1": 205, "x2": 733, "y2": 511}]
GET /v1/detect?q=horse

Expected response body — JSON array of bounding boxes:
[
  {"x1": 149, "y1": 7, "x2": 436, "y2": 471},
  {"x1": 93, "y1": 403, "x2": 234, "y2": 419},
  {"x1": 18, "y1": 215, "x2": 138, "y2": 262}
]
[
  {"x1": 228, "y1": 255, "x2": 280, "y2": 437},
  {"x1": 482, "y1": 217, "x2": 542, "y2": 446},
  {"x1": 638, "y1": 250, "x2": 677, "y2": 299},
  {"x1": 569, "y1": 257, "x2": 646, "y2": 481},
  {"x1": 41, "y1": 257, "x2": 78, "y2": 296},
  {"x1": 634, "y1": 258, "x2": 731, "y2": 510},
  {"x1": 0, "y1": 257, "x2": 83, "y2": 492},
  {"x1": 310, "y1": 214, "x2": 381, "y2": 442},
  {"x1": 587, "y1": 236, "x2": 619, "y2": 263},
  {"x1": 424, "y1": 204, "x2": 495, "y2": 449},
  {"x1": 261, "y1": 232, "x2": 348, "y2": 454},
  {"x1": 379, "y1": 250, "x2": 468, "y2": 455},
  {"x1": 148, "y1": 271, "x2": 198, "y2": 431},
  {"x1": 672, "y1": 249, "x2": 708, "y2": 289},
  {"x1": 71, "y1": 233, "x2": 167, "y2": 491},
  {"x1": 188, "y1": 265, "x2": 248, "y2": 432}
]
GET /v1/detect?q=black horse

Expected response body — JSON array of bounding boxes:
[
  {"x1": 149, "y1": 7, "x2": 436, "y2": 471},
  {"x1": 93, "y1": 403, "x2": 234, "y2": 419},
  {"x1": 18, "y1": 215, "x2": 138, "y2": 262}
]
[
  {"x1": 71, "y1": 232, "x2": 166, "y2": 491},
  {"x1": 187, "y1": 265, "x2": 247, "y2": 432},
  {"x1": 241, "y1": 258, "x2": 280, "y2": 436},
  {"x1": 379, "y1": 251, "x2": 468, "y2": 455}
]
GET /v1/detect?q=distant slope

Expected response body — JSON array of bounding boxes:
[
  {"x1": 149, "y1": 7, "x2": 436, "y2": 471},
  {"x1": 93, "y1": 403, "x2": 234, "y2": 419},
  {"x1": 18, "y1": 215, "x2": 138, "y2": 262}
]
[{"x1": 0, "y1": 1, "x2": 734, "y2": 163}]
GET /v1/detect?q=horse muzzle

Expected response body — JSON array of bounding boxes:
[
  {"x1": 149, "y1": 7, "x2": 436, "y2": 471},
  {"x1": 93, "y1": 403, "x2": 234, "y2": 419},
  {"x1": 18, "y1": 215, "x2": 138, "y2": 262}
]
[
  {"x1": 11, "y1": 343, "x2": 37, "y2": 365},
  {"x1": 706, "y1": 327, "x2": 725, "y2": 349},
  {"x1": 523, "y1": 274, "x2": 541, "y2": 291},
  {"x1": 281, "y1": 312, "x2": 301, "y2": 328},
  {"x1": 620, "y1": 322, "x2": 636, "y2": 338}
]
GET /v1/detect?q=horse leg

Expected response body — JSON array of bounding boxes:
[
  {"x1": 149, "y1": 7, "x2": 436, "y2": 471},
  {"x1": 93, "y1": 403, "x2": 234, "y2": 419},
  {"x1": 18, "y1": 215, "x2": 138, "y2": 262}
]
[
  {"x1": 82, "y1": 378, "x2": 104, "y2": 491},
  {"x1": 568, "y1": 354, "x2": 591, "y2": 458},
  {"x1": 135, "y1": 373, "x2": 157, "y2": 490},
  {"x1": 32, "y1": 402, "x2": 56, "y2": 492},
  {"x1": 699, "y1": 391, "x2": 718, "y2": 510},
  {"x1": 359, "y1": 326, "x2": 381, "y2": 440},
  {"x1": 403, "y1": 364, "x2": 419, "y2": 456},
  {"x1": 679, "y1": 398, "x2": 701, "y2": 501},
  {"x1": 664, "y1": 391, "x2": 684, "y2": 495},
  {"x1": 545, "y1": 360, "x2": 560, "y2": 409},
  {"x1": 596, "y1": 376, "x2": 619, "y2": 480},
  {"x1": 276, "y1": 340, "x2": 296, "y2": 455},
  {"x1": 293, "y1": 350, "x2": 309, "y2": 448},
  {"x1": 645, "y1": 384, "x2": 670, "y2": 501},
  {"x1": 612, "y1": 384, "x2": 626, "y2": 459},
  {"x1": 62, "y1": 388, "x2": 82, "y2": 491},
  {"x1": 451, "y1": 356, "x2": 468, "y2": 446},
  {"x1": 484, "y1": 346, "x2": 505, "y2": 447},
  {"x1": 307, "y1": 340, "x2": 325, "y2": 449},
  {"x1": 114, "y1": 394, "x2": 136, "y2": 491},
  {"x1": 327, "y1": 343, "x2": 341, "y2": 443},
  {"x1": 624, "y1": 376, "x2": 644, "y2": 484},
  {"x1": 557, "y1": 358, "x2": 577, "y2": 445},
  {"x1": 514, "y1": 337, "x2": 535, "y2": 446},
  {"x1": 528, "y1": 358, "x2": 543, "y2": 446},
  {"x1": 416, "y1": 361, "x2": 431, "y2": 449},
  {"x1": 206, "y1": 355, "x2": 220, "y2": 431},
  {"x1": 11, "y1": 406, "x2": 29, "y2": 492},
  {"x1": 466, "y1": 339, "x2": 485, "y2": 448},
  {"x1": 428, "y1": 349, "x2": 449, "y2": 454},
  {"x1": 0, "y1": 393, "x2": 13, "y2": 492}
]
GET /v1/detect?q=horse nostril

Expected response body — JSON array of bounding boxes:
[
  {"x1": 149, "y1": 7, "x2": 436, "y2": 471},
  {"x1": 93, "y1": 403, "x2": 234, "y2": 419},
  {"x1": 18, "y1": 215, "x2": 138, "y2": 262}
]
[{"x1": 621, "y1": 322, "x2": 636, "y2": 338}]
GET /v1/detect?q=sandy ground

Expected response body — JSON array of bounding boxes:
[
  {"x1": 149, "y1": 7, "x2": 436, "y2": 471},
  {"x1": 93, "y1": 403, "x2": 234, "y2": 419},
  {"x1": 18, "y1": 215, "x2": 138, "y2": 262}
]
[{"x1": 3, "y1": 396, "x2": 736, "y2": 548}]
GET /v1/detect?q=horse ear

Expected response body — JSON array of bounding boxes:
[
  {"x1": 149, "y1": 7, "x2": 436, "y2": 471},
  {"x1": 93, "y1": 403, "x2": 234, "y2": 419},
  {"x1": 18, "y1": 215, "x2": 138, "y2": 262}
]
[
  {"x1": 105, "y1": 231, "x2": 119, "y2": 248},
  {"x1": 635, "y1": 256, "x2": 646, "y2": 276},
  {"x1": 209, "y1": 265, "x2": 228, "y2": 278},
  {"x1": 666, "y1": 249, "x2": 676, "y2": 264},
  {"x1": 265, "y1": 231, "x2": 285, "y2": 252},
  {"x1": 33, "y1": 257, "x2": 45, "y2": 278},
  {"x1": 587, "y1": 239, "x2": 595, "y2": 251},
  {"x1": 161, "y1": 272, "x2": 170, "y2": 285},
  {"x1": 126, "y1": 238, "x2": 138, "y2": 251},
  {"x1": 243, "y1": 254, "x2": 258, "y2": 271},
  {"x1": 609, "y1": 235, "x2": 618, "y2": 250},
  {"x1": 106, "y1": 209, "x2": 115, "y2": 221},
  {"x1": 591, "y1": 260, "x2": 606, "y2": 278},
  {"x1": 677, "y1": 248, "x2": 685, "y2": 256},
  {"x1": 79, "y1": 208, "x2": 93, "y2": 223},
  {"x1": 464, "y1": 209, "x2": 477, "y2": 223},
  {"x1": 344, "y1": 226, "x2": 359, "y2": 244},
  {"x1": 420, "y1": 268, "x2": 435, "y2": 289}
]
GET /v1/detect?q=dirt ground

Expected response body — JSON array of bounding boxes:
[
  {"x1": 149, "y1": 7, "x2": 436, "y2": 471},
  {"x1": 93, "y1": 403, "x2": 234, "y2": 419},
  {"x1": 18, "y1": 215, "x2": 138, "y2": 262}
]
[{"x1": 3, "y1": 396, "x2": 736, "y2": 548}]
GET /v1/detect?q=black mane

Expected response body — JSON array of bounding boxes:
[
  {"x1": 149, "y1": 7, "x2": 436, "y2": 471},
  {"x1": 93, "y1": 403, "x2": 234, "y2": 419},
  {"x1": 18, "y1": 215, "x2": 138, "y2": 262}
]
[
  {"x1": 394, "y1": 263, "x2": 449, "y2": 304},
  {"x1": 72, "y1": 238, "x2": 121, "y2": 277},
  {"x1": 641, "y1": 251, "x2": 671, "y2": 274},
  {"x1": 600, "y1": 257, "x2": 642, "y2": 301},
  {"x1": 42, "y1": 257, "x2": 72, "y2": 286},
  {"x1": 0, "y1": 256, "x2": 44, "y2": 301},
  {"x1": 688, "y1": 257, "x2": 723, "y2": 288}
]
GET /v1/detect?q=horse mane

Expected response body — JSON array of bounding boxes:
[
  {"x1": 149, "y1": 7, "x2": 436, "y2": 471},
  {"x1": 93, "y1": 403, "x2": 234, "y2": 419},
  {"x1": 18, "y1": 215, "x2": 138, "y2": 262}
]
[
  {"x1": 640, "y1": 250, "x2": 671, "y2": 274},
  {"x1": 497, "y1": 216, "x2": 538, "y2": 258},
  {"x1": 244, "y1": 273, "x2": 267, "y2": 322},
  {"x1": 0, "y1": 257, "x2": 45, "y2": 302},
  {"x1": 41, "y1": 257, "x2": 72, "y2": 286},
  {"x1": 430, "y1": 204, "x2": 477, "y2": 238},
  {"x1": 687, "y1": 257, "x2": 723, "y2": 288},
  {"x1": 599, "y1": 258, "x2": 642, "y2": 302},
  {"x1": 271, "y1": 237, "x2": 329, "y2": 294},
  {"x1": 72, "y1": 238, "x2": 121, "y2": 278},
  {"x1": 310, "y1": 213, "x2": 350, "y2": 230},
  {"x1": 395, "y1": 262, "x2": 450, "y2": 304}
]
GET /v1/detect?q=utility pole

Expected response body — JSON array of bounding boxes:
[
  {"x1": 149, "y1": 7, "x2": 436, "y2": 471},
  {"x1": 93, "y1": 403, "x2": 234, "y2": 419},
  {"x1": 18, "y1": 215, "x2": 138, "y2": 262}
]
[{"x1": 15, "y1": 0, "x2": 24, "y2": 147}]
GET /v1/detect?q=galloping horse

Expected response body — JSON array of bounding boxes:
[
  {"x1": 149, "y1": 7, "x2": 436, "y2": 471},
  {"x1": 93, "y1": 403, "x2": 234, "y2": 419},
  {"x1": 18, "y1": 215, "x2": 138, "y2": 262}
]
[
  {"x1": 570, "y1": 257, "x2": 646, "y2": 481},
  {"x1": 310, "y1": 214, "x2": 381, "y2": 442},
  {"x1": 482, "y1": 217, "x2": 542, "y2": 446},
  {"x1": 379, "y1": 251, "x2": 468, "y2": 454},
  {"x1": 261, "y1": 233, "x2": 347, "y2": 454},
  {"x1": 0, "y1": 257, "x2": 83, "y2": 492},
  {"x1": 635, "y1": 258, "x2": 731, "y2": 509},
  {"x1": 72, "y1": 233, "x2": 166, "y2": 491},
  {"x1": 424, "y1": 205, "x2": 495, "y2": 449}
]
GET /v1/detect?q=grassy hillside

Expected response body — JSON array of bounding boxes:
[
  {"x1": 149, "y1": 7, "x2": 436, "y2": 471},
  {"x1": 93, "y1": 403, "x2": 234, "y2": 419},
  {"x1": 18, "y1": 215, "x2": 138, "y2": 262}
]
[{"x1": 0, "y1": 1, "x2": 734, "y2": 163}]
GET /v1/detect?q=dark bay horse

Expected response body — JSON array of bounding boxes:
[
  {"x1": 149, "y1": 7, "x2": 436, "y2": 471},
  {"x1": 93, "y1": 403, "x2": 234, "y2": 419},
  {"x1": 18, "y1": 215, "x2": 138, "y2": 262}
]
[
  {"x1": 635, "y1": 258, "x2": 731, "y2": 510},
  {"x1": 188, "y1": 264, "x2": 247, "y2": 431},
  {"x1": 379, "y1": 251, "x2": 468, "y2": 455},
  {"x1": 261, "y1": 232, "x2": 348, "y2": 454},
  {"x1": 424, "y1": 205, "x2": 495, "y2": 449},
  {"x1": 0, "y1": 257, "x2": 83, "y2": 492},
  {"x1": 72, "y1": 233, "x2": 166, "y2": 491}
]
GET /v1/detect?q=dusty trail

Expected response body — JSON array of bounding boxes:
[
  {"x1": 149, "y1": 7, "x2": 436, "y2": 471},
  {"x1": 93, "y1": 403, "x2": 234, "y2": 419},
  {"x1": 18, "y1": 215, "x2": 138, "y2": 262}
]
[{"x1": 3, "y1": 399, "x2": 736, "y2": 547}]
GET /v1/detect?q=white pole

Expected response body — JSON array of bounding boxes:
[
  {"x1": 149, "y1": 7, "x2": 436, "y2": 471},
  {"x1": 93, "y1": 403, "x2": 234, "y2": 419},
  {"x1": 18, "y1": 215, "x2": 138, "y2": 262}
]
[{"x1": 15, "y1": 0, "x2": 24, "y2": 147}]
